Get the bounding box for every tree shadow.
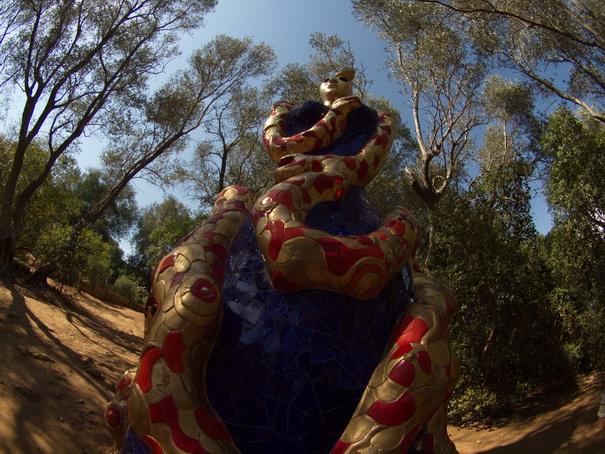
[477,419,577,453]
[0,278,141,453]
[473,385,605,454]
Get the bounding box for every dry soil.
[0,279,603,454]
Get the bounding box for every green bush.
[113,274,146,304]
[83,254,113,288]
[449,386,499,426]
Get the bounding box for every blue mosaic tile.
[206,188,413,452]
[119,426,151,454]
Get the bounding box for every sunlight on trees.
[0,0,217,276]
[416,0,605,123]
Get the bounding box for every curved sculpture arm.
[273,112,395,187]
[262,97,361,162]
[331,263,460,454]
[251,170,420,300]
[107,186,256,454]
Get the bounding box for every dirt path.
[449,376,605,453]
[0,279,603,453]
[0,280,143,453]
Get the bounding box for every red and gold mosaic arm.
[106,186,255,454]
[262,97,361,162]
[251,170,420,300]
[273,111,395,187]
[331,262,460,454]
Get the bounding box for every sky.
[76,0,553,234]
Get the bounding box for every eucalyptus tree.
[415,0,605,123]
[183,85,276,209]
[353,0,488,260]
[0,0,217,276]
[29,35,277,284]
[474,76,543,240]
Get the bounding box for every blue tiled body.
[206,195,412,453]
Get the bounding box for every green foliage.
[540,108,605,373]
[449,386,499,425]
[57,227,115,285]
[129,196,200,285]
[431,189,569,422]
[75,169,139,241]
[113,274,147,304]
[0,138,80,258]
[543,108,605,225]
[83,251,114,289]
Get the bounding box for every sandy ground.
[0,279,604,454]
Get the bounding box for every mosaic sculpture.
[105,69,460,454]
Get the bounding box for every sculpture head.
[320,68,355,107]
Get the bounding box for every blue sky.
[77,0,553,234]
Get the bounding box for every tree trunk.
[26,259,59,287]
[425,215,436,267]
[0,235,15,277]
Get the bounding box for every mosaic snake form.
[106,70,459,454]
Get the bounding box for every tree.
[129,196,199,285]
[353,0,488,261]
[28,34,276,284]
[415,0,605,123]
[182,85,275,209]
[541,108,605,372]
[74,169,138,242]
[0,0,217,276]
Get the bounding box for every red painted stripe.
[316,238,348,276]
[389,316,429,346]
[388,358,416,387]
[142,435,163,454]
[136,348,162,393]
[193,406,234,442]
[330,440,353,454]
[159,254,178,274]
[272,270,299,293]
[162,332,186,373]
[366,392,417,426]
[265,219,285,262]
[149,396,209,453]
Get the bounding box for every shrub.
[113,274,146,304]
